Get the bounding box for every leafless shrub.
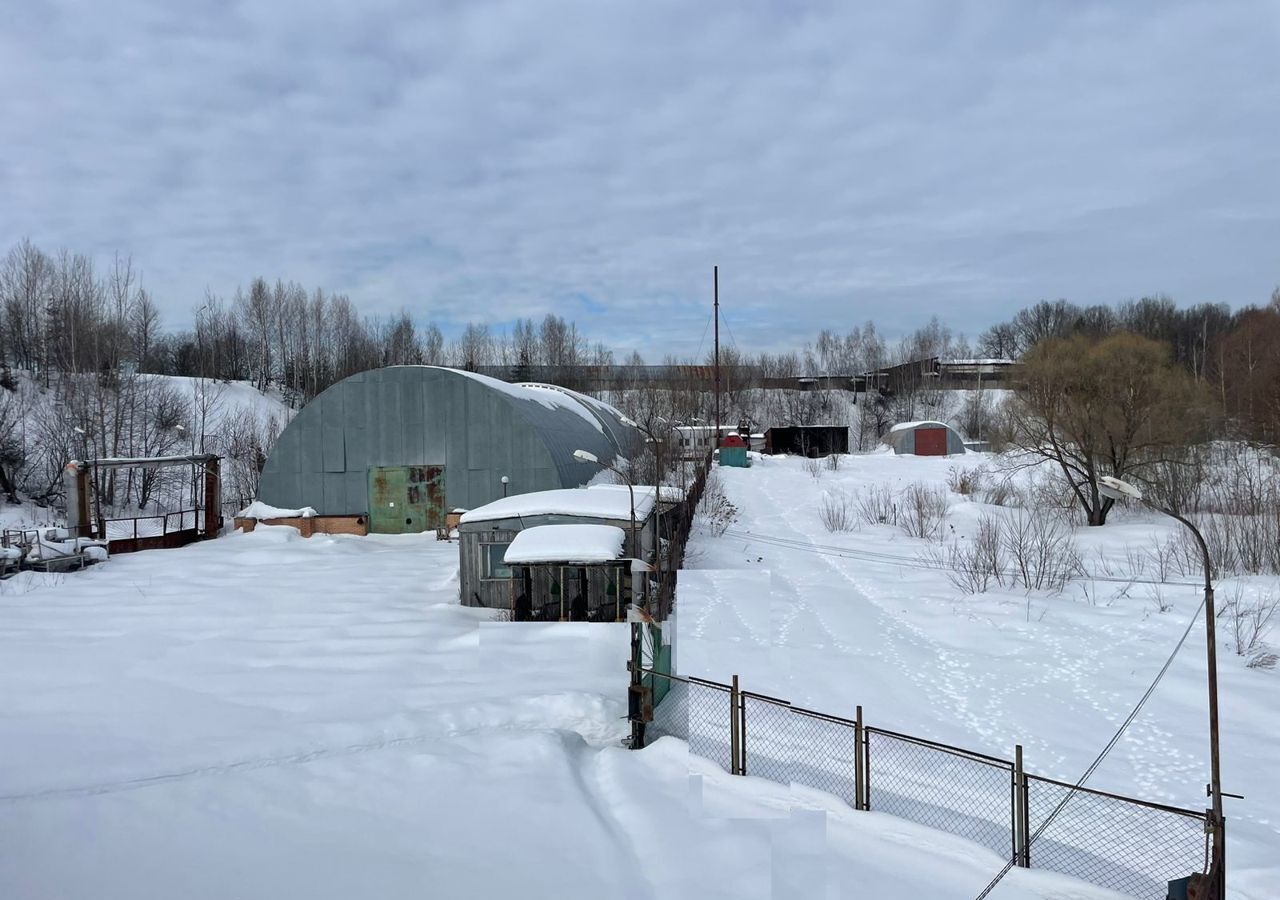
[900,483,949,541]
[1139,446,1208,516]
[926,508,1081,596]
[1028,469,1078,512]
[856,485,898,527]
[979,478,1019,507]
[930,515,1005,594]
[1144,538,1181,583]
[947,465,986,496]
[1145,585,1173,614]
[1247,652,1278,670]
[826,453,843,472]
[696,469,739,538]
[1172,448,1280,576]
[1001,508,1081,593]
[819,489,857,533]
[983,403,1018,453]
[1122,545,1148,579]
[1229,591,1277,657]
[803,455,824,480]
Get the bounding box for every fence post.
[854,705,866,811]
[729,675,741,776]
[736,677,748,776]
[863,725,872,810]
[1014,744,1030,868]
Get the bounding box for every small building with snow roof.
[456,485,661,611]
[885,420,966,456]
[502,524,631,621]
[256,366,639,535]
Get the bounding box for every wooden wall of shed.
[458,527,519,609]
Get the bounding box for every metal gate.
[915,427,948,456]
[367,465,445,534]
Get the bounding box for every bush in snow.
[899,483,948,542]
[923,509,1081,596]
[1001,508,1081,592]
[819,489,857,533]
[696,469,739,538]
[926,515,1004,594]
[855,484,898,527]
[946,464,986,497]
[1225,590,1277,660]
[1169,452,1280,576]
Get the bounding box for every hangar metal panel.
[258,366,635,516]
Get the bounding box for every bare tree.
[1010,332,1204,525]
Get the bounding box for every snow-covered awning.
[237,501,317,519]
[460,488,657,525]
[503,524,627,565]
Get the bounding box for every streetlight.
[572,449,636,557]
[1098,475,1225,895]
[619,415,668,600]
[574,446,647,750]
[500,475,509,498]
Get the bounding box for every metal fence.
[638,668,1209,899]
[1025,775,1209,899]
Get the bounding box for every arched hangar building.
[257,366,638,534]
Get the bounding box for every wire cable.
[693,310,713,365]
[719,526,1204,588]
[971,593,1206,898]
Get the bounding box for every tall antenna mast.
[713,265,721,442]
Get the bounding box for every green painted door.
[367,465,446,534]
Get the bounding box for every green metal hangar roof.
[258,366,638,523]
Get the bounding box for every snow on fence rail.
[638,668,1208,899]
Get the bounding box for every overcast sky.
[3,1,1279,356]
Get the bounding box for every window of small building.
[482,542,513,579]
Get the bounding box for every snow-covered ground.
[3,521,1135,898]
[678,451,1279,899]
[0,373,293,534]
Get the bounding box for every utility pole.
[713,266,721,443]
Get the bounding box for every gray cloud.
[2,0,1278,356]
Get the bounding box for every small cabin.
[456,486,661,611]
[763,425,849,457]
[505,524,632,621]
[885,420,966,456]
[718,433,750,468]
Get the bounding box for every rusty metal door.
[367,465,445,533]
[914,427,948,456]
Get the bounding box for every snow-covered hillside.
[678,450,1279,899]
[0,373,292,531]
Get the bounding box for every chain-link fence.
[1026,775,1209,898]
[865,728,1015,859]
[638,667,1210,899]
[644,671,735,774]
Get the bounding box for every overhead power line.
[972,595,1207,899]
[719,527,1204,589]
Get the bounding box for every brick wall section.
[233,515,368,537]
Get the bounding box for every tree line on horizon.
[2,236,1279,515]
